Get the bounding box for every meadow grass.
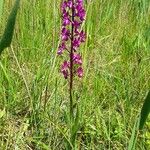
[0,0,150,149]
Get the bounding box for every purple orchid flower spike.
[58,0,86,79]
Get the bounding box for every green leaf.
[0,0,4,22]
[139,90,150,130]
[71,105,80,147]
[0,0,20,55]
[128,118,140,150]
[0,108,5,118]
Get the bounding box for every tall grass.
[0,0,150,149]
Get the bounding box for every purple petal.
[77,67,83,78]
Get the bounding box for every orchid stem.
[70,0,74,122]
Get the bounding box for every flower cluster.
[58,0,86,79]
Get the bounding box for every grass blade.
[128,117,140,150]
[0,0,4,22]
[139,90,150,130]
[0,0,20,55]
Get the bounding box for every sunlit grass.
[0,0,150,149]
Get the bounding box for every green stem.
[70,0,74,121]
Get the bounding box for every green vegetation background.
[0,0,150,149]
